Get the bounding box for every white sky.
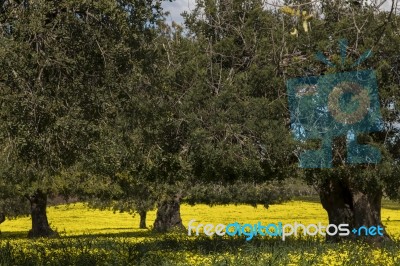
[162,0,196,24]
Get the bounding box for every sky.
[162,0,196,25]
[162,0,396,24]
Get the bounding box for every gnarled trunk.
[319,178,391,244]
[27,190,57,238]
[139,210,147,229]
[153,194,185,232]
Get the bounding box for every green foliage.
[2,0,400,233]
[184,181,292,208]
[177,0,298,184]
[0,0,167,216]
[281,2,400,199]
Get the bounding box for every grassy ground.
[1,199,400,265]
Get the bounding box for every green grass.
[1,199,400,265]
[3,199,400,237]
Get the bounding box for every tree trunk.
[153,194,185,232]
[0,213,5,224]
[27,190,58,238]
[318,178,391,244]
[139,210,147,229]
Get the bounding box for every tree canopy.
[0,0,400,242]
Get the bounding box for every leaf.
[303,21,309,33]
[304,14,313,21]
[280,6,296,16]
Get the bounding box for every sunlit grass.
[1,200,400,265]
[2,200,400,238]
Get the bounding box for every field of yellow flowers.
[1,199,400,265]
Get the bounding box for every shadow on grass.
[0,229,156,240]
[295,196,400,211]
[2,230,400,266]
[62,229,156,239]
[292,195,320,203]
[382,199,400,210]
[0,228,326,250]
[0,231,28,239]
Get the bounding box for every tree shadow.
[0,231,28,239]
[62,230,157,239]
[0,229,160,240]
